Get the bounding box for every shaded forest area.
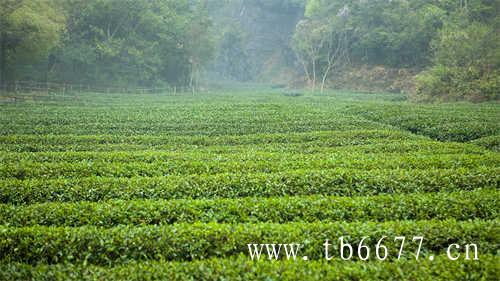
[0,0,498,101]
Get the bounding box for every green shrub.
[470,135,500,152]
[0,150,497,180]
[1,189,496,227]
[0,220,497,265]
[0,189,500,227]
[415,66,500,102]
[347,103,500,142]
[1,168,497,204]
[1,255,497,281]
[415,21,500,102]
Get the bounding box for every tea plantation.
[0,91,498,280]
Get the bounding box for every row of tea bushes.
[1,152,497,179]
[2,168,497,204]
[0,140,489,162]
[0,220,497,265]
[346,103,500,142]
[0,130,418,152]
[1,189,496,226]
[1,255,497,280]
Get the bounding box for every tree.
[415,18,500,101]
[292,19,324,92]
[207,0,305,83]
[0,0,64,88]
[185,0,216,92]
[318,5,352,93]
[214,27,252,81]
[50,0,215,88]
[292,1,352,93]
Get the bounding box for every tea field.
[0,90,498,280]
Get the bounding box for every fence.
[0,81,180,95]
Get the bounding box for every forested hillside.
[207,0,304,82]
[293,0,499,100]
[1,0,214,88]
[1,0,499,101]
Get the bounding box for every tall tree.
[52,0,215,87]
[186,0,215,92]
[0,0,64,88]
[292,19,323,92]
[292,1,353,93]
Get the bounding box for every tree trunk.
[189,70,193,91]
[296,52,312,89]
[0,31,6,92]
[311,59,316,93]
[300,60,311,89]
[321,50,338,94]
[321,63,333,94]
[189,61,195,94]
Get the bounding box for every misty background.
[0,0,498,101]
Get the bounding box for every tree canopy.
[291,0,499,99]
[1,0,215,88]
[1,0,498,101]
[0,0,65,85]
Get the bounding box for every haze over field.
[0,1,499,280]
[1,0,498,100]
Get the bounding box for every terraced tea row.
[3,92,498,141]
[0,102,387,136]
[6,140,487,155]
[0,140,490,160]
[1,220,497,265]
[0,130,418,152]
[471,135,500,152]
[1,120,388,136]
[2,152,497,180]
[2,168,497,204]
[1,91,498,280]
[1,189,496,226]
[346,102,500,142]
[2,255,497,281]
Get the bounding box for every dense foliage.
[1,189,496,226]
[1,256,498,281]
[1,0,214,88]
[0,0,65,85]
[292,0,499,100]
[0,91,498,279]
[1,0,498,100]
[206,0,304,82]
[415,17,500,101]
[1,220,497,264]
